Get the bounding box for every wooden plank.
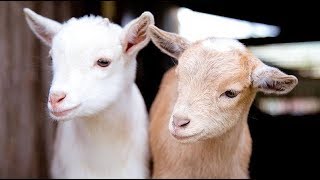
[0,2,87,178]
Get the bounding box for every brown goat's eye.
[224,90,239,98]
[97,58,111,67]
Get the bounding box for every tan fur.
[149,65,254,178]
[148,25,298,178]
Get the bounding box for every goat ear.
[121,11,154,56]
[23,8,62,46]
[252,64,298,94]
[148,25,190,59]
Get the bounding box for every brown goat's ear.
[252,64,298,94]
[23,8,62,46]
[148,25,190,59]
[120,11,154,56]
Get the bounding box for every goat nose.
[49,92,66,106]
[173,115,190,128]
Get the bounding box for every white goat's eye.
[223,90,239,98]
[97,58,111,67]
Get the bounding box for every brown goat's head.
[148,25,298,143]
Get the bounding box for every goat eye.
[97,58,111,67]
[224,90,239,98]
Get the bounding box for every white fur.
[24,8,62,46]
[201,38,246,52]
[24,8,154,178]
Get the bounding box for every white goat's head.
[24,8,154,121]
[148,25,298,143]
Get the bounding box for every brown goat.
[148,25,298,178]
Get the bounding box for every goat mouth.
[50,105,80,118]
[171,131,203,141]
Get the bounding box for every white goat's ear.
[23,8,62,46]
[252,64,298,94]
[121,11,154,56]
[148,25,190,59]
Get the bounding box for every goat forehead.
[61,15,122,36]
[178,44,252,89]
[51,26,122,62]
[200,38,246,52]
[180,48,249,75]
[53,37,119,56]
[52,18,122,50]
[55,28,120,47]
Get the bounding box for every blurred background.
[0,1,319,178]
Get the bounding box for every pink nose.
[173,115,190,128]
[49,92,66,107]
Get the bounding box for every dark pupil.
[98,59,110,67]
[225,90,237,98]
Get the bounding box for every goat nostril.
[49,92,67,105]
[57,95,66,103]
[179,120,190,127]
[173,116,190,128]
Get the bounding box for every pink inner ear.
[32,20,53,44]
[41,30,53,44]
[125,33,146,53]
[126,42,135,52]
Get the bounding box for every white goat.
[148,25,298,178]
[23,8,154,178]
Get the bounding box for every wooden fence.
[0,1,87,178]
